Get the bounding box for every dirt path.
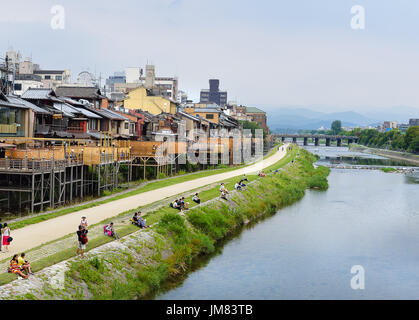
[1,145,289,260]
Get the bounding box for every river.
[156,146,419,300]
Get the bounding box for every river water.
[156,146,419,300]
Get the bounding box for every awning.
[71,132,90,139]
[53,131,73,138]
[88,132,102,140]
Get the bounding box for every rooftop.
[55,86,104,99]
[34,70,66,75]
[21,88,59,100]
[246,107,266,114]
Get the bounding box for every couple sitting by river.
[131,211,150,229]
[170,197,190,212]
[8,253,34,280]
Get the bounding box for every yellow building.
[123,86,176,115]
[184,105,221,125]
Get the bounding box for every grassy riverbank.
[30,148,329,300]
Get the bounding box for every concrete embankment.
[350,145,419,166]
[0,148,329,300]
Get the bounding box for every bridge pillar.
[315,137,319,146]
[337,138,342,147]
[326,138,331,147]
[281,137,285,142]
[348,139,353,145]
[303,137,308,146]
[292,137,297,144]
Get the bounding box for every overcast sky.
[2,0,419,113]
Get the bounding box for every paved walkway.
[0,145,288,260]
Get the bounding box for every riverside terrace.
[273,134,359,147]
[0,135,263,214]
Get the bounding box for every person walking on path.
[1,223,11,252]
[76,225,88,259]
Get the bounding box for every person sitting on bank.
[132,211,141,227]
[180,197,189,210]
[192,193,201,204]
[234,182,242,191]
[220,190,228,200]
[239,180,247,189]
[242,174,248,182]
[138,216,150,229]
[9,254,28,279]
[17,253,34,275]
[170,199,182,211]
[220,183,229,194]
[104,222,119,240]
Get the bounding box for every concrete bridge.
[273,134,359,147]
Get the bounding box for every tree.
[239,120,267,139]
[331,120,342,135]
[406,126,419,154]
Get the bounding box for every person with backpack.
[76,225,88,259]
[1,223,11,252]
[0,222,3,252]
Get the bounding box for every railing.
[67,126,85,133]
[0,158,69,171]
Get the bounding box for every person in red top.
[9,254,28,279]
[76,225,88,259]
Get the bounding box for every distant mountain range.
[266,106,419,132]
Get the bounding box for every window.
[14,83,22,91]
[125,122,129,129]
[44,75,51,80]
[55,75,62,81]
[88,119,98,131]
[206,114,214,119]
[0,107,9,125]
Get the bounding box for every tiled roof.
[7,96,51,114]
[21,88,58,100]
[52,103,77,118]
[55,86,104,99]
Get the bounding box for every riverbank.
[0,144,286,263]
[3,144,281,230]
[0,147,329,299]
[350,144,419,166]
